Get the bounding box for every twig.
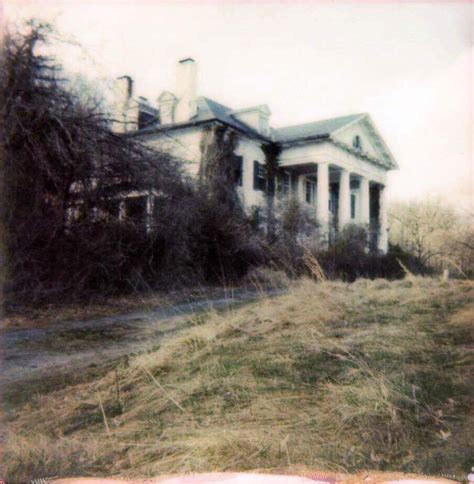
[97,392,110,434]
[115,368,123,413]
[143,367,186,413]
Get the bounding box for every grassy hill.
[4,277,473,480]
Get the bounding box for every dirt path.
[2,288,284,389]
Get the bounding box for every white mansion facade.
[114,58,398,252]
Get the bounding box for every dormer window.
[353,135,362,150]
[157,91,177,125]
[232,105,271,136]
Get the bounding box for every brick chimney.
[117,75,133,102]
[175,58,197,123]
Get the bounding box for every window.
[102,199,121,219]
[351,193,356,219]
[353,135,362,150]
[305,180,315,204]
[233,155,243,187]
[153,197,162,219]
[138,109,156,130]
[277,172,290,198]
[125,196,147,224]
[329,184,338,214]
[253,160,266,191]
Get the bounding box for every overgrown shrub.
[267,203,429,281]
[318,226,430,281]
[182,189,267,284]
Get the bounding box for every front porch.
[276,162,388,252]
[66,190,160,234]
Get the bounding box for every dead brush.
[397,258,419,285]
[302,246,327,282]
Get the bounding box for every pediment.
[257,104,271,116]
[331,114,398,169]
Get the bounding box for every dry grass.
[3,277,473,480]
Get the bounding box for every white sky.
[4,1,473,208]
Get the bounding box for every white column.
[118,200,126,221]
[378,185,388,253]
[359,176,370,225]
[338,168,351,228]
[317,163,329,230]
[146,193,154,233]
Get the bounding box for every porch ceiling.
[279,163,318,176]
[280,163,342,182]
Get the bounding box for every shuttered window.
[305,180,315,204]
[233,156,243,186]
[253,161,266,191]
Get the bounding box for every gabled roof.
[272,113,364,143]
[272,112,397,169]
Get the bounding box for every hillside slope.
[5,278,473,480]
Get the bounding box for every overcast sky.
[4,1,473,209]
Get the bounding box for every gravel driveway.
[2,289,284,388]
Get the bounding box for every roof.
[134,102,396,169]
[272,113,364,143]
[137,96,270,141]
[138,98,363,145]
[195,97,269,139]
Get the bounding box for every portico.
[280,158,389,252]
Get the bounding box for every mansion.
[114,58,398,252]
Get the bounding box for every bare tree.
[0,21,190,302]
[389,199,472,275]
